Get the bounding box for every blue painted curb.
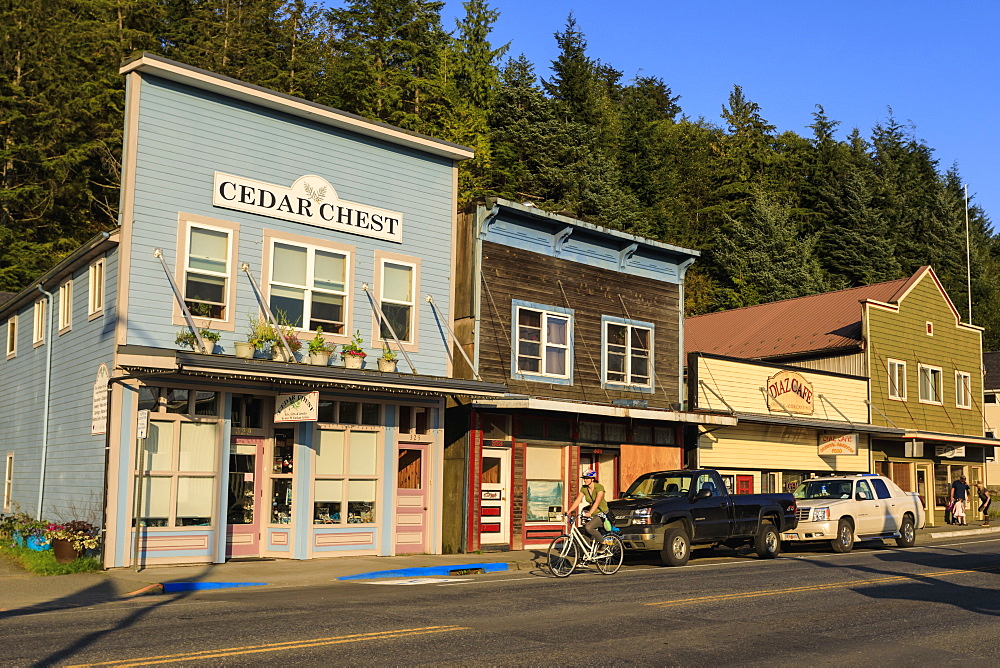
[161,582,269,593]
[338,562,509,581]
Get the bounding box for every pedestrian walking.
[977,484,992,526]
[950,475,970,526]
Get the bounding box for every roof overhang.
[469,396,737,426]
[116,346,508,397]
[898,430,1000,447]
[120,54,474,161]
[734,412,904,435]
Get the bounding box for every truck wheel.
[831,518,855,553]
[754,522,781,559]
[660,527,691,567]
[895,515,916,548]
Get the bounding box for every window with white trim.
[88,259,105,316]
[887,359,906,400]
[3,452,12,512]
[918,364,943,404]
[184,224,231,319]
[32,299,46,345]
[956,371,972,409]
[313,427,379,525]
[514,303,572,380]
[268,240,349,333]
[58,280,73,331]
[379,260,416,342]
[4,317,15,358]
[603,317,653,388]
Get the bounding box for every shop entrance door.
[395,444,428,554]
[480,447,511,545]
[915,465,932,524]
[226,437,264,558]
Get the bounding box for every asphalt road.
[4,535,1000,666]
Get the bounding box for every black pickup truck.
[607,469,797,566]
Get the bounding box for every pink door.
[226,437,264,558]
[395,444,428,554]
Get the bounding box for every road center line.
[65,626,469,667]
[645,565,1000,607]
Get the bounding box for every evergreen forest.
[4,0,1000,347]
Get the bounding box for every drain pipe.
[36,284,54,519]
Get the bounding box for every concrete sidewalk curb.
[927,525,1000,539]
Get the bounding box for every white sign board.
[213,172,403,243]
[936,445,966,459]
[275,391,320,423]
[91,363,110,435]
[136,409,150,440]
[818,433,858,456]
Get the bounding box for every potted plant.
[340,330,367,369]
[175,327,221,353]
[377,342,398,372]
[240,314,276,359]
[307,327,335,366]
[9,512,49,551]
[44,520,100,563]
[272,315,302,362]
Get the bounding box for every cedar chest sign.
[766,370,814,415]
[213,172,403,243]
[275,391,319,423]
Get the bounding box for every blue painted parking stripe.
[161,582,269,592]
[338,562,509,581]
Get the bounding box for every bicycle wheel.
[546,535,578,577]
[595,533,624,575]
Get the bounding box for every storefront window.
[271,478,293,524]
[313,428,379,524]
[317,398,383,426]
[526,445,563,522]
[339,401,359,424]
[136,419,218,527]
[166,389,189,413]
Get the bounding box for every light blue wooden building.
[0,55,503,567]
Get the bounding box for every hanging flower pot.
[52,538,81,564]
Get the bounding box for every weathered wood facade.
[443,199,735,554]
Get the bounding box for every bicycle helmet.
[581,470,597,479]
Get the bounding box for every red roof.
[685,272,925,359]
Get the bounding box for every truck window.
[870,478,892,499]
[695,474,719,497]
[856,480,875,500]
[622,472,693,499]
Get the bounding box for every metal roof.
[686,274,915,360]
[984,351,1000,390]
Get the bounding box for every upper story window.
[184,224,232,319]
[4,317,16,358]
[88,259,105,317]
[32,299,46,345]
[602,316,653,391]
[956,371,972,409]
[918,364,943,404]
[3,452,12,513]
[269,240,349,333]
[372,251,420,349]
[512,300,572,383]
[379,260,415,342]
[58,280,73,332]
[887,359,906,400]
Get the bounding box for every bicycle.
[546,513,624,577]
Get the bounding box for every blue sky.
[332,1,1000,225]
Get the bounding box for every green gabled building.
[687,266,993,525]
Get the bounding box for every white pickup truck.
[782,474,925,553]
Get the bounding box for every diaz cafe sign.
[214,172,403,243]
[766,370,814,415]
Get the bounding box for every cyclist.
[565,470,610,556]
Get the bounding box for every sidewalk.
[0,549,545,613]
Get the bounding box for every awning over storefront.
[734,412,904,435]
[116,346,509,397]
[469,396,738,426]
[899,430,1000,447]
